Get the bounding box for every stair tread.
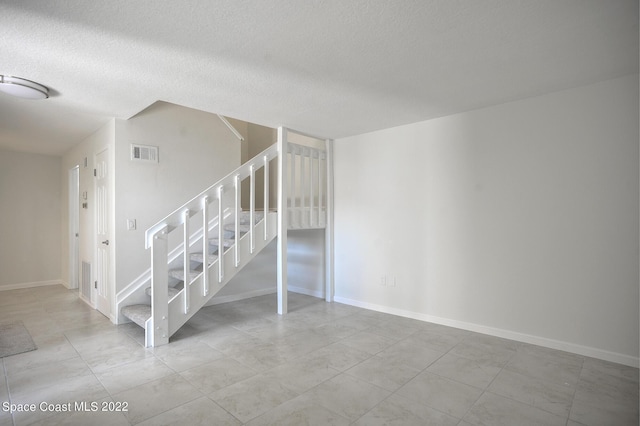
[224,212,264,233]
[145,286,181,299]
[208,237,235,247]
[224,224,251,234]
[121,304,151,328]
[238,211,265,223]
[168,269,200,281]
[190,252,218,264]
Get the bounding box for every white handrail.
[217,114,245,142]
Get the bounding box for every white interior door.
[68,166,80,289]
[95,149,111,317]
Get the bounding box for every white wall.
[0,149,61,289]
[209,230,326,304]
[334,74,639,366]
[287,229,326,297]
[114,102,242,294]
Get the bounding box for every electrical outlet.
[380,275,387,286]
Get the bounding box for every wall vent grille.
[131,144,159,163]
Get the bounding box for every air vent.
[131,144,159,163]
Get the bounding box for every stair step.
[219,229,236,239]
[145,286,181,299]
[238,211,265,223]
[168,269,200,282]
[121,304,151,328]
[190,252,218,264]
[224,212,265,233]
[208,237,235,249]
[224,224,251,234]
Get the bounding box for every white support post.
[300,148,306,228]
[277,127,288,315]
[317,151,323,227]
[250,164,255,253]
[202,196,209,296]
[150,226,169,346]
[217,186,224,282]
[182,209,190,314]
[234,175,241,267]
[264,155,270,240]
[309,150,315,228]
[290,147,296,228]
[325,139,334,302]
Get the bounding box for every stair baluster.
[250,164,255,253]
[202,197,209,296]
[217,186,224,283]
[264,154,270,240]
[234,175,241,267]
[182,209,190,314]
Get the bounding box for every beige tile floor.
[0,285,637,425]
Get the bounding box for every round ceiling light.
[0,75,49,100]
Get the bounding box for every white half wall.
[208,229,327,304]
[334,74,639,366]
[287,229,326,298]
[0,149,61,289]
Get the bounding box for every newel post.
[325,139,334,302]
[149,226,169,347]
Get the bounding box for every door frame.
[68,166,80,289]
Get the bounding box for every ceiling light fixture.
[0,75,49,100]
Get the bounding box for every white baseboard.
[203,286,324,306]
[334,296,639,368]
[289,285,324,299]
[205,288,276,306]
[0,280,63,291]
[79,292,93,308]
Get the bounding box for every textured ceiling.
[0,0,637,156]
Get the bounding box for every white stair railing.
[144,144,278,346]
[136,128,332,347]
[287,144,328,229]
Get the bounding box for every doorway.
[68,166,80,289]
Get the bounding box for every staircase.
[120,210,268,329]
[116,128,332,347]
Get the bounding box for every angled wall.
[113,102,241,295]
